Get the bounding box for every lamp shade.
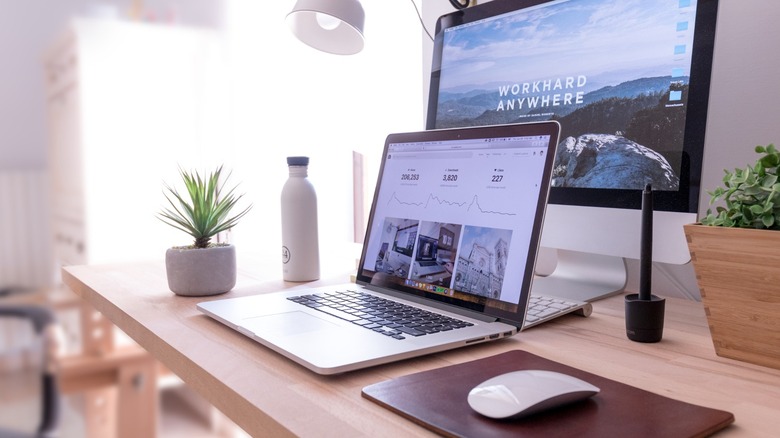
[287,0,365,55]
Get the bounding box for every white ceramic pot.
[165,244,236,296]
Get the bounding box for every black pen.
[639,184,653,301]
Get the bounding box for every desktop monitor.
[416,235,439,262]
[392,223,417,257]
[427,0,718,301]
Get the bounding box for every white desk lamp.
[287,0,366,55]
[286,0,474,56]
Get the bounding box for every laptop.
[198,121,584,375]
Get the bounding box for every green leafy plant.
[158,166,252,248]
[701,144,780,229]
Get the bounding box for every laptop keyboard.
[523,295,589,328]
[288,290,473,340]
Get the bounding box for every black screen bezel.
[355,121,561,325]
[425,0,719,213]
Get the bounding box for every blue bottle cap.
[287,156,309,166]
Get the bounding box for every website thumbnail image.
[368,217,514,303]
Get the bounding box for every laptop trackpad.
[242,311,340,336]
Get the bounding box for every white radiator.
[0,170,53,290]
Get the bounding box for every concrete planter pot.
[165,244,236,296]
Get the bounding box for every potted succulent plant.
[158,166,252,296]
[684,144,780,370]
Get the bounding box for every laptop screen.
[356,122,560,324]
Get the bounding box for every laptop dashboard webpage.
[356,122,559,325]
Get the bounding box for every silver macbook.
[198,121,569,375]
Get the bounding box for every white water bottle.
[281,156,320,281]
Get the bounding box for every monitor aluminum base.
[532,249,627,303]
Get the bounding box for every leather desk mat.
[362,350,734,437]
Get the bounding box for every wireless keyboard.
[523,294,592,329]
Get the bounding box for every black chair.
[0,304,59,438]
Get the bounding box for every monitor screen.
[427,0,718,213]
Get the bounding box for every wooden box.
[684,223,780,370]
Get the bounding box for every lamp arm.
[449,0,471,9]
[412,0,473,42]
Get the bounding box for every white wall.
[222,1,424,269]
[700,0,780,195]
[0,0,223,170]
[0,0,223,288]
[1,1,423,285]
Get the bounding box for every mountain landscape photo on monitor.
[434,0,698,191]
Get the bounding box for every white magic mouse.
[467,369,600,420]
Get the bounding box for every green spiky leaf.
[158,166,252,248]
[702,144,780,230]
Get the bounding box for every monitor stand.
[531,248,627,303]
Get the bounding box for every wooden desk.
[62,262,780,437]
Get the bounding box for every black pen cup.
[625,294,665,343]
